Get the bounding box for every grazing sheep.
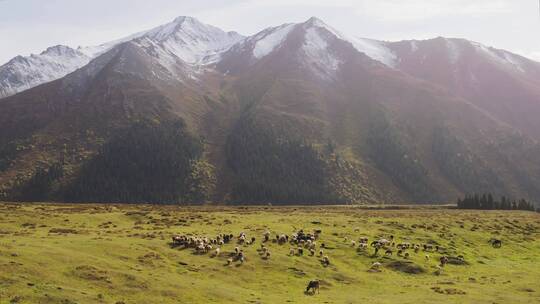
[214,248,221,257]
[425,254,430,260]
[423,244,434,251]
[371,239,390,247]
[297,248,304,256]
[439,256,449,267]
[234,247,239,254]
[265,251,271,259]
[385,249,393,256]
[322,255,330,266]
[488,238,502,248]
[196,244,206,254]
[351,240,356,247]
[358,237,368,244]
[321,243,326,249]
[371,262,382,270]
[404,252,410,259]
[226,257,233,265]
[305,280,320,294]
[319,249,324,257]
[310,249,315,256]
[397,249,403,257]
[289,248,295,256]
[264,230,270,242]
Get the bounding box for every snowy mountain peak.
[41,45,82,58]
[302,17,339,35]
[141,16,244,64]
[172,16,195,24]
[244,17,396,73]
[304,16,325,26]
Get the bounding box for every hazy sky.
[1,0,539,64]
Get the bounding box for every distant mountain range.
[1,16,539,205]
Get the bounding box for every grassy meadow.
[0,203,539,304]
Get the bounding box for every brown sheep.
[306,280,320,294]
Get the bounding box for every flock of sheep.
[170,228,499,294]
[170,229,329,267]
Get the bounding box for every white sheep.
[371,262,382,270]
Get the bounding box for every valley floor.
[0,203,539,303]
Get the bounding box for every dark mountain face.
[1,17,539,205]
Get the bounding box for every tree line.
[457,193,537,211]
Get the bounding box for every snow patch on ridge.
[471,42,525,73]
[301,27,342,79]
[350,38,397,67]
[305,18,398,68]
[252,24,295,59]
[445,39,462,64]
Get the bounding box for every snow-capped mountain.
[218,17,399,79]
[2,16,539,100]
[142,16,243,64]
[0,45,90,98]
[0,16,243,98]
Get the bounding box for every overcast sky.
[1,0,539,64]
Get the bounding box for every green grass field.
[0,203,539,304]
